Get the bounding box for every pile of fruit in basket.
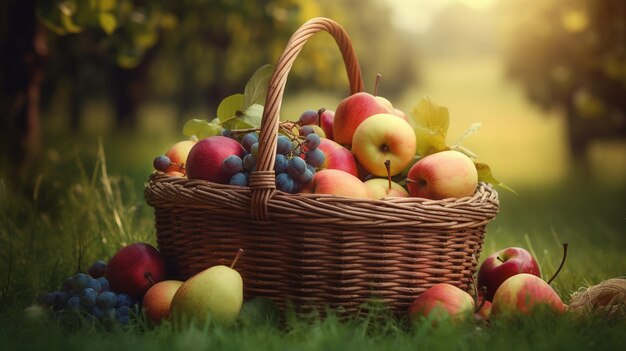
[151,66,511,201]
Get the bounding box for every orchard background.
[1,0,625,349]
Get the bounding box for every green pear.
[170,249,244,326]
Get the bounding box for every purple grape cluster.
[221,123,325,194]
[36,260,138,327]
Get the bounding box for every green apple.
[406,150,478,200]
[170,250,244,326]
[351,113,416,177]
[332,92,394,147]
[364,178,409,199]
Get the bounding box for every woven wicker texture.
[144,17,500,315]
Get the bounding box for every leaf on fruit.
[183,119,222,139]
[217,94,245,122]
[243,64,273,109]
[410,97,450,156]
[475,163,517,194]
[453,122,482,147]
[221,104,263,130]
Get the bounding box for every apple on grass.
[351,113,417,177]
[332,92,394,147]
[142,280,184,324]
[317,138,359,177]
[170,249,244,326]
[105,243,166,300]
[477,247,541,302]
[186,136,245,184]
[408,283,475,325]
[299,169,370,199]
[406,150,478,200]
[490,273,566,317]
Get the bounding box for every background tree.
[499,0,626,162]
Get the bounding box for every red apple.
[491,273,566,316]
[164,140,196,174]
[476,299,492,320]
[299,169,370,199]
[477,247,541,301]
[408,283,475,324]
[317,138,359,177]
[332,92,394,147]
[142,280,184,324]
[105,243,166,300]
[406,150,478,200]
[319,109,335,140]
[351,113,416,177]
[186,136,245,183]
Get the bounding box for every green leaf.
[410,96,450,156]
[99,12,117,35]
[221,103,264,130]
[182,119,222,139]
[243,64,273,109]
[475,163,517,194]
[217,94,245,122]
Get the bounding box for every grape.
[88,260,107,278]
[80,288,97,307]
[298,109,319,125]
[66,296,81,311]
[243,153,257,172]
[240,132,259,151]
[97,277,110,292]
[153,155,171,172]
[299,125,315,136]
[298,169,314,184]
[305,148,326,168]
[96,291,117,309]
[274,154,288,173]
[53,291,69,310]
[250,142,260,157]
[221,129,235,139]
[276,135,293,155]
[276,173,295,193]
[306,164,316,175]
[91,306,104,319]
[229,172,249,187]
[116,293,132,308]
[71,273,90,291]
[292,181,302,193]
[222,155,243,175]
[286,157,307,178]
[304,133,321,149]
[86,278,102,293]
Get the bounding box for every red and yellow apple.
[408,283,475,324]
[299,169,370,199]
[319,109,335,140]
[351,113,416,177]
[317,138,359,177]
[332,92,394,147]
[164,140,196,174]
[364,178,409,199]
[406,150,478,200]
[477,247,541,301]
[142,280,184,324]
[490,273,566,316]
[186,136,245,184]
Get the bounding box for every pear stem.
[317,108,325,127]
[231,248,244,269]
[547,243,568,285]
[374,73,382,96]
[385,160,392,190]
[144,272,155,286]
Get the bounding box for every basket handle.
[249,17,364,220]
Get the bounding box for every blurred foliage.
[34,0,419,128]
[498,0,626,157]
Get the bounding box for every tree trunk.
[0,0,47,174]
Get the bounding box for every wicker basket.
[144,17,500,315]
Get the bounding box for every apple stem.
[385,160,392,190]
[230,248,244,269]
[374,73,382,96]
[317,108,325,128]
[144,272,155,286]
[547,243,568,285]
[496,256,504,263]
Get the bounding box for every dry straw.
[144,17,500,315]
[569,277,626,319]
